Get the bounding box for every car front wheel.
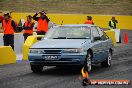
[84,52,92,72]
[30,64,44,73]
[101,52,112,67]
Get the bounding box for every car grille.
[44,50,62,54]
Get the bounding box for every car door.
[96,27,109,61]
[91,26,104,63]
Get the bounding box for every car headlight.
[63,48,83,53]
[29,49,44,54]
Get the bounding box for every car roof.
[60,24,96,27]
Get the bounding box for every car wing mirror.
[37,37,42,40]
[93,36,101,41]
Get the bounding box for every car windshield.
[45,26,91,39]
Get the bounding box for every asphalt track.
[0,30,132,88]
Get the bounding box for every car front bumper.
[28,53,86,66]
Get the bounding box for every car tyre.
[30,64,43,73]
[101,51,112,67]
[84,52,92,72]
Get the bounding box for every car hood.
[30,39,91,48]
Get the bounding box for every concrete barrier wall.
[23,35,44,60]
[0,46,16,65]
[0,33,24,54]
[11,13,132,29]
[0,33,3,46]
[14,33,24,54]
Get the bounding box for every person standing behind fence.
[2,13,16,50]
[84,16,94,25]
[33,11,50,35]
[23,15,34,41]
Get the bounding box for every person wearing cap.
[33,11,50,35]
[109,16,118,29]
[23,15,34,41]
[84,16,94,25]
[2,13,16,50]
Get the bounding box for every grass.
[0,0,132,15]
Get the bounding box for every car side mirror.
[93,36,101,41]
[37,37,42,40]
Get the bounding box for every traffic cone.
[124,32,128,44]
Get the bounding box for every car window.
[92,27,100,38]
[45,26,91,39]
[96,27,108,40]
[96,27,103,37]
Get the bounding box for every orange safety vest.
[2,19,14,34]
[24,21,33,34]
[84,20,94,25]
[37,18,48,32]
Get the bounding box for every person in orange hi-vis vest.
[84,16,94,25]
[23,15,34,41]
[2,13,17,50]
[33,11,50,35]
